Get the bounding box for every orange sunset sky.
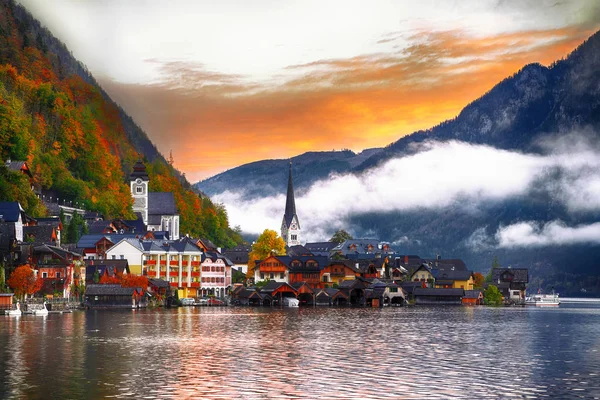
[19,0,600,182]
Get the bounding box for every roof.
[413,288,465,297]
[464,290,483,299]
[0,202,25,222]
[287,245,313,256]
[304,241,338,256]
[283,162,299,229]
[130,160,149,180]
[266,255,329,272]
[423,258,468,271]
[491,268,529,284]
[148,192,177,216]
[432,269,473,282]
[148,278,170,288]
[260,280,297,294]
[77,234,139,249]
[85,284,135,296]
[331,239,395,256]
[33,244,81,260]
[23,225,56,246]
[222,246,250,264]
[5,160,32,178]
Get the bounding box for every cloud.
[214,133,600,243]
[98,27,596,181]
[495,220,600,248]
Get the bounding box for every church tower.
[130,160,149,224]
[281,162,301,246]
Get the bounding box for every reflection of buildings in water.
[6,317,26,398]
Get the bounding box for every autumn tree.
[473,272,485,288]
[330,229,353,244]
[7,265,42,300]
[246,229,286,279]
[120,274,148,289]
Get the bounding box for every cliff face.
[0,0,241,247]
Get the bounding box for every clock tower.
[130,160,149,224]
[281,161,301,246]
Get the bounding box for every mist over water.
[1,305,600,399]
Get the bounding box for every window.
[120,255,125,260]
[136,186,143,194]
[280,273,284,279]
[56,272,61,279]
[112,255,116,260]
[260,273,265,280]
[291,234,297,241]
[270,273,274,279]
[42,272,48,278]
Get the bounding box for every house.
[199,251,233,298]
[106,237,204,299]
[221,244,250,275]
[84,260,130,285]
[314,288,348,306]
[432,269,475,290]
[23,225,59,246]
[148,278,170,306]
[413,288,464,305]
[338,279,370,306]
[5,160,34,191]
[0,293,14,312]
[76,233,139,260]
[84,284,144,309]
[320,260,360,287]
[34,217,63,246]
[491,268,528,304]
[259,281,298,306]
[0,201,36,242]
[286,244,313,257]
[409,264,435,285]
[231,286,263,306]
[254,254,289,283]
[32,244,82,297]
[291,281,315,305]
[463,290,483,305]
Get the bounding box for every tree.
[232,269,246,284]
[7,265,42,300]
[120,274,148,289]
[330,229,352,244]
[246,229,286,278]
[485,256,501,282]
[473,272,485,288]
[484,284,504,306]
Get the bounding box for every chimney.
[404,255,408,264]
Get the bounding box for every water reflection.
[1,305,599,398]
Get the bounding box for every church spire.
[284,162,296,225]
[281,161,300,246]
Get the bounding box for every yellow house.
[409,264,435,284]
[433,270,474,290]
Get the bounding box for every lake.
[1,303,600,399]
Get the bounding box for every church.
[129,160,180,240]
[281,162,301,246]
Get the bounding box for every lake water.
[1,303,600,399]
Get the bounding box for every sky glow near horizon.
[17,0,600,181]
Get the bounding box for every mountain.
[0,0,242,247]
[196,30,600,295]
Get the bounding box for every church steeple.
[281,161,301,246]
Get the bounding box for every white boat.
[33,302,49,315]
[283,297,300,307]
[7,302,22,316]
[525,292,560,306]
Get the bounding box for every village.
[0,159,529,313]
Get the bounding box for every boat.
[283,297,299,307]
[33,302,49,316]
[7,302,22,316]
[525,291,560,307]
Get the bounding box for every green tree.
[66,212,85,244]
[330,229,353,244]
[485,256,501,282]
[246,229,286,278]
[484,284,504,306]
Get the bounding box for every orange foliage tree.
[7,265,43,301]
[120,274,148,290]
[99,270,121,284]
[473,272,485,288]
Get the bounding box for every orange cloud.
[99,27,599,182]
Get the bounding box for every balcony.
[191,271,200,277]
[169,261,179,266]
[191,261,200,267]
[169,282,178,287]
[169,271,178,277]
[146,271,157,277]
[160,260,166,266]
[191,282,200,287]
[144,260,157,266]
